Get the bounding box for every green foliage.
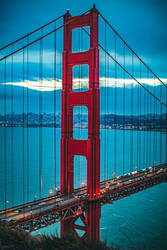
[0,223,119,250]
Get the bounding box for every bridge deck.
[0,163,167,231]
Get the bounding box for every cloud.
[3,79,62,91]
[2,77,167,91]
[100,77,167,88]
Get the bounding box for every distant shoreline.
[0,113,166,131]
[0,124,166,132]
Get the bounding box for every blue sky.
[0,0,167,78]
[0,0,167,116]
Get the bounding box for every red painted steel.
[86,202,100,241]
[61,6,100,198]
[61,202,100,241]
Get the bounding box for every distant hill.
[0,112,166,130]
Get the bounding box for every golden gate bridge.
[0,5,167,241]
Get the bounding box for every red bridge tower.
[61,6,100,199]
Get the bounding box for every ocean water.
[0,127,167,249]
[31,183,167,250]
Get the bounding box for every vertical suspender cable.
[137,63,139,170]
[146,71,149,168]
[143,75,146,169]
[79,28,81,187]
[80,28,81,187]
[107,47,109,180]
[104,22,106,181]
[77,28,80,188]
[80,28,83,185]
[130,53,133,173]
[149,80,151,166]
[139,62,142,170]
[11,45,14,207]
[23,49,25,206]
[146,73,148,168]
[59,40,62,192]
[123,43,125,175]
[39,31,43,199]
[27,36,29,202]
[153,78,156,167]
[54,22,56,194]
[114,33,117,176]
[4,59,7,210]
[160,84,162,164]
[155,83,158,166]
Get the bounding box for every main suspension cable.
[98,11,167,89]
[0,15,64,51]
[81,27,167,109]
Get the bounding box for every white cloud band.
[2,77,167,91]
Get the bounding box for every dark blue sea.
[0,127,167,249]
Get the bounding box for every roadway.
[0,163,167,228]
